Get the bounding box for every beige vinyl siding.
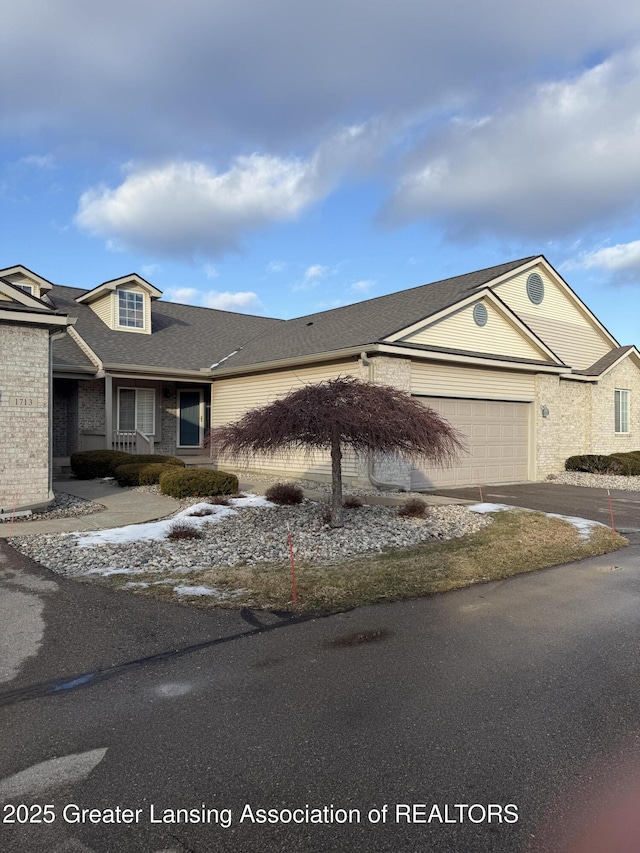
[90,292,114,328]
[212,360,359,479]
[401,299,547,361]
[494,265,612,369]
[411,361,535,401]
[4,273,40,298]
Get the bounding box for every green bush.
[610,453,640,475]
[113,462,151,487]
[107,453,185,475]
[70,449,132,479]
[138,462,182,486]
[264,482,304,505]
[564,454,621,474]
[159,467,239,498]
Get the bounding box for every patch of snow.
[467,503,607,540]
[173,584,249,599]
[123,581,150,588]
[74,495,274,547]
[84,567,146,577]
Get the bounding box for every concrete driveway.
[431,482,640,533]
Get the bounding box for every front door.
[178,390,203,447]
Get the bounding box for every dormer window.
[15,283,34,295]
[118,289,144,328]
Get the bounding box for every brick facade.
[535,356,640,477]
[0,323,51,510]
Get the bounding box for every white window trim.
[117,288,145,330]
[16,283,34,294]
[615,388,630,434]
[117,387,155,436]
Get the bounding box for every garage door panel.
[411,396,530,489]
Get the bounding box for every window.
[118,388,155,435]
[15,283,34,294]
[118,289,144,328]
[615,389,630,434]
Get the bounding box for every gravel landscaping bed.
[547,471,640,491]
[9,499,491,577]
[0,490,104,524]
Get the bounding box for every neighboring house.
[1,256,638,511]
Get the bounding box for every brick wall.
[78,378,106,432]
[535,375,591,477]
[590,359,640,454]
[0,323,51,510]
[158,383,177,454]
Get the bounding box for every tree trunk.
[330,432,344,527]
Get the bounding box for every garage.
[410,397,531,489]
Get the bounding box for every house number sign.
[9,396,38,407]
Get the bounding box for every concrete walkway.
[0,480,180,538]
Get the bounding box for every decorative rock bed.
[10,499,491,577]
[547,472,640,492]
[0,490,103,524]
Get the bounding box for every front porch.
[53,375,213,465]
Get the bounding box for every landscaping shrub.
[113,462,151,487]
[564,454,623,474]
[343,496,363,509]
[166,520,204,541]
[398,497,429,519]
[264,482,304,505]
[207,496,231,506]
[610,453,640,475]
[107,453,185,475]
[138,462,182,486]
[159,467,239,498]
[70,449,132,479]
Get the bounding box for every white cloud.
[566,240,640,283]
[163,285,262,312]
[385,49,640,239]
[75,125,374,257]
[20,154,55,169]
[267,260,286,272]
[304,264,329,281]
[202,291,261,311]
[165,286,200,304]
[141,263,161,277]
[350,279,375,293]
[203,263,219,279]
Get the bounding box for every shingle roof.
[49,286,282,373]
[52,334,96,371]
[218,257,537,370]
[573,346,636,376]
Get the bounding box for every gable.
[492,261,615,370]
[392,293,559,364]
[0,265,53,299]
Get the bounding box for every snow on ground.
[173,585,249,599]
[467,503,607,539]
[74,495,274,547]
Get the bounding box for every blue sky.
[2,0,640,344]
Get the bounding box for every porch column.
[104,374,113,450]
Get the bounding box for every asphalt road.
[2,538,640,853]
[432,482,640,533]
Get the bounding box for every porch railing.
[112,430,154,454]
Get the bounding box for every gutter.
[208,346,370,378]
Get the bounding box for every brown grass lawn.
[99,510,627,614]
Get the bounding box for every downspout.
[360,351,407,492]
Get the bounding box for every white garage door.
[411,397,531,489]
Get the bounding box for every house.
[1,256,638,512]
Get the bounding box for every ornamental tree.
[209,376,464,527]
